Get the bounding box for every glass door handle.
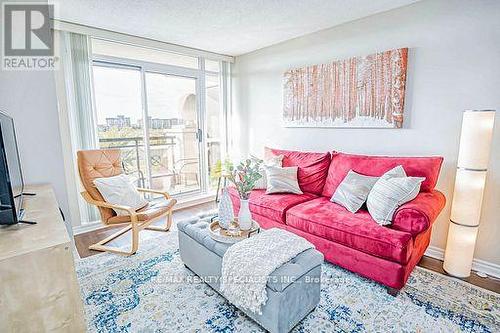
[196,128,203,142]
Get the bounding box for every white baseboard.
[174,193,216,211]
[73,194,216,235]
[424,246,445,260]
[424,246,500,278]
[73,221,103,235]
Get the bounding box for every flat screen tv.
[0,111,24,225]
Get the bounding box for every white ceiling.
[52,0,419,56]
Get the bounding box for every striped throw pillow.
[265,166,303,194]
[331,170,378,213]
[367,166,425,226]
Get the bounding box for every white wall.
[233,0,500,264]
[0,71,70,225]
[0,0,70,226]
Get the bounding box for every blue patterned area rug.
[76,224,499,333]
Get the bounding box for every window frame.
[89,39,228,200]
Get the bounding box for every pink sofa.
[229,148,446,291]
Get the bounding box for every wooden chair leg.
[130,223,139,254]
[145,210,173,232]
[90,210,173,255]
[88,224,138,256]
[167,210,172,230]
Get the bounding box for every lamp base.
[443,265,471,279]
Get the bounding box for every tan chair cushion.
[77,149,123,222]
[107,198,177,224]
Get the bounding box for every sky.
[93,66,196,124]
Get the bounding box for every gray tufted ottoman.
[178,218,323,333]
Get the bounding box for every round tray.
[209,219,260,244]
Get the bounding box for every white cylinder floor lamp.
[443,110,496,278]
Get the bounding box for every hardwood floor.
[74,202,499,294]
[418,256,499,293]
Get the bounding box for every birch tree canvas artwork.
[283,48,408,128]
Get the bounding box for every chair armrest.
[136,187,171,199]
[392,190,446,236]
[80,191,137,219]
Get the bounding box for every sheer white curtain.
[55,31,99,227]
[61,31,96,149]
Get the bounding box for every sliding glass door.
[92,64,149,185]
[92,63,205,196]
[145,72,201,195]
[205,73,222,190]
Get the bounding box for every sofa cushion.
[228,187,317,224]
[285,197,414,264]
[265,166,303,194]
[330,170,378,213]
[322,152,443,197]
[366,166,425,226]
[266,147,331,195]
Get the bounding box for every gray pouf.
[178,218,323,333]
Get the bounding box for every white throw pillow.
[94,174,148,216]
[331,170,378,213]
[252,154,284,189]
[265,166,303,195]
[366,166,425,226]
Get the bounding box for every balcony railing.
[98,132,221,196]
[98,135,200,194]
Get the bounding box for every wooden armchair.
[77,149,177,255]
